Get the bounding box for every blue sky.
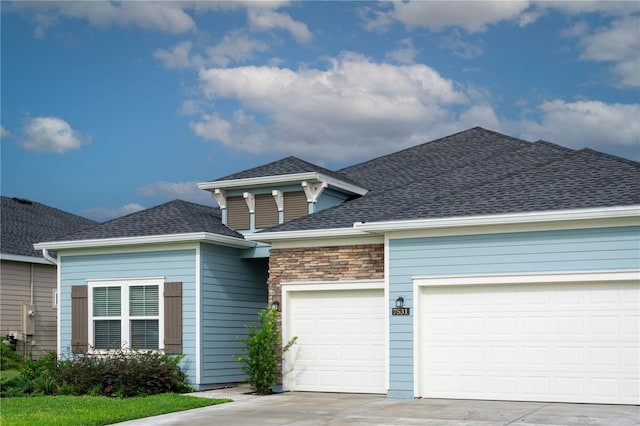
[1,1,639,221]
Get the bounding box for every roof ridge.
[358,135,538,194]
[532,140,575,154]
[338,127,530,175]
[577,147,640,168]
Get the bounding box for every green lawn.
[0,394,231,426]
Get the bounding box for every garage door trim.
[282,279,386,393]
[412,270,640,401]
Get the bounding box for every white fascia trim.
[317,174,368,196]
[0,253,53,265]
[33,232,256,251]
[354,205,640,233]
[198,172,368,196]
[245,227,370,242]
[413,270,640,287]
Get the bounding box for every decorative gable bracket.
[213,189,227,209]
[243,192,256,213]
[302,181,328,203]
[272,190,284,211]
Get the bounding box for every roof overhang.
[246,205,640,242]
[33,232,256,251]
[353,205,640,233]
[198,172,368,196]
[245,227,370,242]
[0,253,53,265]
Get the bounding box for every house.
[35,127,640,404]
[1,196,97,358]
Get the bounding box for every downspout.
[41,248,58,266]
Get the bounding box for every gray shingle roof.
[262,127,639,232]
[55,199,242,242]
[1,196,98,259]
[211,156,365,188]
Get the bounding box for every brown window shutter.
[226,196,250,230]
[284,191,308,222]
[164,282,182,354]
[255,193,278,229]
[71,285,88,354]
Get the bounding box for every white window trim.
[88,278,165,353]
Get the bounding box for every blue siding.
[387,226,640,398]
[59,249,197,382]
[199,243,268,388]
[316,189,349,212]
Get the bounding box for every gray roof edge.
[0,253,54,265]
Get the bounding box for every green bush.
[1,349,192,398]
[235,306,297,394]
[1,339,24,371]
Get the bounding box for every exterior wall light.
[271,300,280,311]
[395,297,404,308]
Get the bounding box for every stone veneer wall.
[267,244,385,305]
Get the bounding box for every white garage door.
[286,289,386,393]
[419,281,640,404]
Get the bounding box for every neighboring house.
[35,127,639,404]
[1,196,97,358]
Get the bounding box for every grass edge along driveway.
[0,393,231,426]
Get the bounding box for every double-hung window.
[89,279,163,351]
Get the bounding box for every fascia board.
[353,205,640,233]
[198,173,320,190]
[317,174,368,196]
[0,253,53,265]
[198,172,368,196]
[245,227,370,242]
[33,232,256,251]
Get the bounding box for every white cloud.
[358,3,396,33]
[361,1,638,34]
[179,100,204,116]
[14,1,197,36]
[517,99,640,152]
[365,1,530,33]
[189,53,489,161]
[0,126,10,138]
[207,31,270,67]
[440,29,484,59]
[154,41,201,69]
[31,13,57,38]
[20,117,91,154]
[386,38,419,64]
[190,113,233,145]
[188,51,639,162]
[539,1,640,16]
[574,16,640,88]
[136,181,214,205]
[247,7,312,43]
[80,203,145,222]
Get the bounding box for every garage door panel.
[286,288,385,393]
[420,281,640,404]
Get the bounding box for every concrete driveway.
[114,386,640,426]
